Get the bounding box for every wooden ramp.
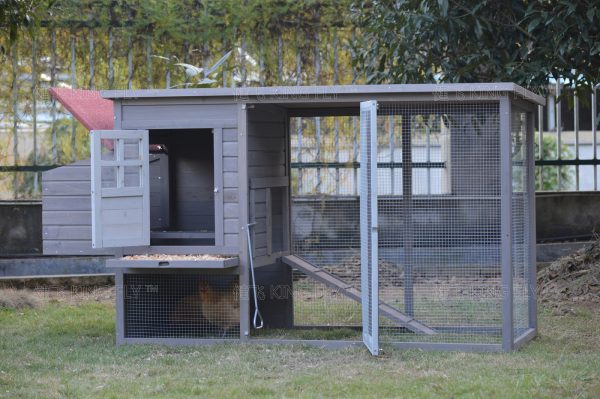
[282,255,436,335]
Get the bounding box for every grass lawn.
[0,299,599,398]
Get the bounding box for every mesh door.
[377,103,503,345]
[123,273,239,339]
[360,100,379,355]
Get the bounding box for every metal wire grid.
[288,102,535,346]
[123,273,239,339]
[511,109,531,338]
[376,102,503,344]
[291,269,362,334]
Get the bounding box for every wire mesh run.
[375,102,504,345]
[123,273,239,339]
[512,108,532,340]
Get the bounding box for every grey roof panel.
[101,83,545,106]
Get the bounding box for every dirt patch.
[538,238,600,306]
[0,289,41,310]
[323,254,404,287]
[123,254,232,261]
[0,285,115,309]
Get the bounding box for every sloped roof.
[48,87,113,130]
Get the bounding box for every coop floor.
[0,288,599,398]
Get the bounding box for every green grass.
[1,302,599,398]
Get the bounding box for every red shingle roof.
[48,88,113,130]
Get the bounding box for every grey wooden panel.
[249,166,286,179]
[223,142,238,156]
[224,219,238,234]
[253,188,266,202]
[149,153,169,230]
[254,247,268,257]
[223,157,238,172]
[247,137,284,152]
[43,181,90,196]
[253,219,267,234]
[223,188,239,203]
[42,210,91,225]
[255,203,267,218]
[107,257,239,269]
[224,203,239,218]
[247,104,287,123]
[224,233,238,247]
[248,151,286,166]
[43,225,92,240]
[122,103,237,125]
[223,172,238,188]
[247,122,287,137]
[43,163,91,181]
[43,196,91,211]
[102,83,546,107]
[43,240,116,255]
[223,128,238,142]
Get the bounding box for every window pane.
[101,166,117,188]
[101,139,115,161]
[124,165,141,187]
[123,138,141,160]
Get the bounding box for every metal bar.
[277,34,283,83]
[165,52,170,88]
[146,36,153,88]
[316,119,321,193]
[240,40,247,87]
[315,33,321,194]
[500,96,514,351]
[259,45,265,86]
[390,115,395,194]
[535,159,600,166]
[537,105,543,159]
[335,119,340,195]
[332,31,339,85]
[574,93,579,190]
[351,117,358,194]
[127,35,133,90]
[297,118,303,193]
[556,82,562,189]
[526,110,538,333]
[11,42,18,166]
[70,34,77,162]
[108,28,114,89]
[296,45,303,193]
[537,104,544,191]
[333,32,340,195]
[402,111,414,317]
[89,29,95,89]
[50,30,57,164]
[426,124,431,195]
[11,42,18,199]
[31,37,38,193]
[290,161,446,169]
[593,87,598,190]
[115,270,125,345]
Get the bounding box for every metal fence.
[290,84,599,196]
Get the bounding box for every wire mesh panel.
[123,272,239,339]
[376,102,503,345]
[511,108,532,340]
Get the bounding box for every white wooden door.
[91,130,150,248]
[360,100,379,356]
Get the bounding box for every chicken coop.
[42,83,542,354]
